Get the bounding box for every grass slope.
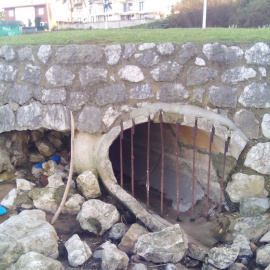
[0,28,270,46]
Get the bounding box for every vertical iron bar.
[206,126,215,217]
[147,116,151,212]
[160,110,164,217]
[131,118,135,197]
[176,122,180,215]
[219,136,231,213]
[191,118,198,217]
[120,121,124,188]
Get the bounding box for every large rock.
[9,83,32,105]
[203,43,243,64]
[67,92,88,111]
[101,241,129,270]
[136,51,160,68]
[262,113,270,139]
[118,223,149,254]
[79,65,108,87]
[123,44,135,59]
[34,87,66,105]
[245,42,270,65]
[21,64,42,85]
[76,199,120,235]
[63,194,85,215]
[232,235,252,257]
[158,83,189,101]
[37,45,52,64]
[0,45,15,61]
[179,42,197,64]
[134,224,188,263]
[64,234,92,267]
[118,65,144,82]
[109,223,128,241]
[0,84,8,106]
[77,106,102,132]
[76,170,101,199]
[7,252,64,270]
[226,173,268,203]
[208,246,239,270]
[0,210,59,270]
[244,143,270,174]
[157,42,174,55]
[260,231,270,243]
[233,215,269,241]
[0,105,15,132]
[0,188,18,209]
[256,244,270,267]
[0,148,13,173]
[221,67,256,85]
[209,86,237,108]
[150,61,182,82]
[105,44,122,65]
[233,109,259,139]
[239,82,270,108]
[130,84,154,99]
[45,66,75,87]
[18,47,34,62]
[35,140,56,156]
[240,198,270,217]
[16,178,36,191]
[0,63,18,82]
[187,67,218,86]
[138,43,156,51]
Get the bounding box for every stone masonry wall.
[0,41,270,188]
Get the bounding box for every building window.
[38,8,44,16]
[128,3,132,11]
[139,2,144,11]
[123,3,127,12]
[9,10,14,17]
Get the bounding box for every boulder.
[136,51,160,68]
[105,44,122,65]
[245,42,270,65]
[0,45,15,61]
[0,64,17,82]
[101,241,129,270]
[157,42,174,55]
[130,84,154,100]
[239,198,270,217]
[0,188,18,209]
[118,65,144,82]
[158,83,189,102]
[21,64,42,85]
[18,47,34,62]
[64,234,92,267]
[109,223,128,241]
[134,224,188,263]
[35,140,56,157]
[76,170,101,199]
[260,231,270,243]
[77,106,102,132]
[232,234,252,257]
[37,45,52,64]
[221,67,256,85]
[187,67,218,86]
[45,66,75,87]
[9,83,32,105]
[63,194,85,215]
[256,244,270,267]
[79,65,108,87]
[76,199,120,235]
[7,252,64,270]
[179,42,198,64]
[0,210,59,270]
[16,179,36,191]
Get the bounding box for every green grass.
[0,28,270,46]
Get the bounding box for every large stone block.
[18,47,35,62]
[0,63,18,82]
[136,51,160,68]
[209,86,237,108]
[221,66,256,85]
[179,42,197,64]
[79,65,108,87]
[118,65,144,82]
[45,66,75,87]
[245,42,270,65]
[123,44,135,59]
[105,44,122,65]
[187,67,218,86]
[9,83,32,105]
[37,45,52,64]
[0,45,15,61]
[34,87,66,105]
[158,83,189,101]
[67,92,88,111]
[21,64,42,85]
[77,106,102,132]
[157,42,174,55]
[130,84,154,99]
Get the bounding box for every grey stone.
[9,83,32,105]
[118,223,149,254]
[101,241,129,270]
[65,234,92,267]
[43,105,70,131]
[159,83,189,101]
[157,42,174,55]
[240,198,270,217]
[67,92,88,111]
[37,45,52,64]
[0,105,15,132]
[233,109,259,139]
[0,147,13,173]
[76,199,120,235]
[0,45,15,61]
[179,42,198,64]
[228,263,248,270]
[79,65,108,87]
[150,61,182,82]
[77,106,102,132]
[76,170,101,199]
[244,143,270,174]
[118,65,144,82]
[109,223,128,241]
[136,51,160,68]
[232,234,253,257]
[259,67,266,78]
[138,43,156,50]
[209,86,237,108]
[262,113,270,139]
[56,44,103,64]
[187,243,207,262]
[187,67,218,86]
[105,44,122,65]
[132,263,147,270]
[226,173,268,203]
[18,47,34,62]
[203,43,244,64]
[16,179,36,191]
[193,88,205,103]
[96,84,127,106]
[260,231,270,243]
[21,64,42,85]
[0,84,8,106]
[0,188,17,209]
[245,42,270,65]
[208,246,239,269]
[221,67,256,85]
[16,102,42,129]
[123,44,136,59]
[0,210,59,270]
[36,140,56,157]
[46,174,64,188]
[233,215,270,241]
[63,194,85,215]
[134,224,188,263]
[0,63,18,82]
[256,244,270,267]
[130,84,154,99]
[103,107,121,127]
[165,264,179,270]
[195,57,206,66]
[239,82,270,108]
[29,152,45,163]
[45,66,75,86]
[34,87,66,104]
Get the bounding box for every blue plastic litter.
[34,162,45,168]
[51,155,61,163]
[0,206,7,215]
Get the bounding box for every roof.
[0,0,49,9]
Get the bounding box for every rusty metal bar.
[191,118,198,217]
[120,121,124,188]
[131,118,135,197]
[176,122,180,215]
[206,126,215,217]
[160,110,164,217]
[219,136,231,213]
[147,116,150,212]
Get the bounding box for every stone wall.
[1,41,270,205]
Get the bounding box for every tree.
[0,10,5,20]
[57,0,87,22]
